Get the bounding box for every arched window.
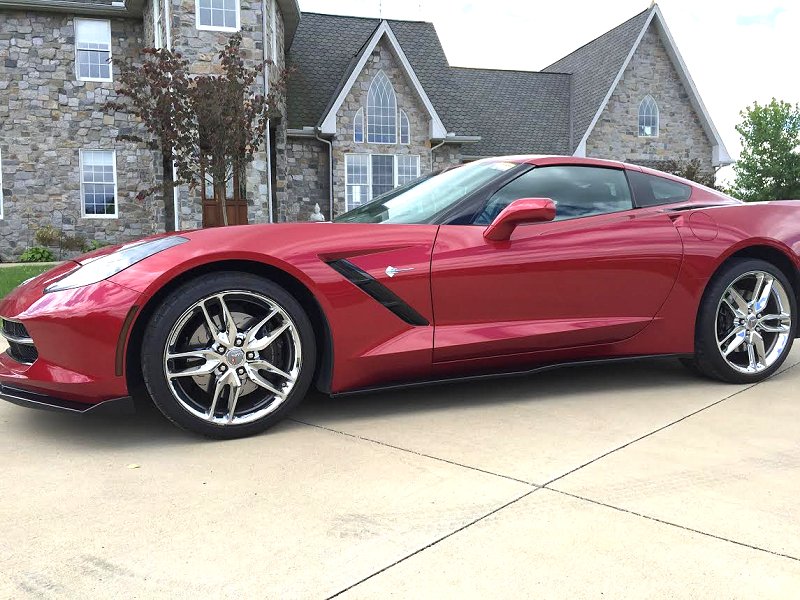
[354,107,364,143]
[399,110,410,145]
[367,71,397,144]
[638,95,659,137]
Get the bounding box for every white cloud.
[299,1,799,181]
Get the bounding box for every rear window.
[628,170,692,207]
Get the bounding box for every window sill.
[81,214,119,220]
[78,76,114,83]
[196,24,241,32]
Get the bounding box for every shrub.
[84,239,111,252]
[34,225,60,247]
[19,247,56,263]
[61,235,87,252]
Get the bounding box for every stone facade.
[329,39,432,218]
[167,0,286,229]
[586,23,714,177]
[281,137,329,222]
[0,11,161,261]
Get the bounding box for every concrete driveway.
[1,337,799,599]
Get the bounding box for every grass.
[0,264,53,299]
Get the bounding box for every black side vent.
[326,259,429,326]
[1,318,39,364]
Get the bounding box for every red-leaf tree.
[108,34,285,228]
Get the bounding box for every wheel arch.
[124,260,334,397]
[705,244,800,337]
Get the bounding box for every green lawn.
[0,264,53,299]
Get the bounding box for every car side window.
[473,165,634,225]
[628,170,692,207]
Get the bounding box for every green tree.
[731,99,800,202]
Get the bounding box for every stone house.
[0,1,730,259]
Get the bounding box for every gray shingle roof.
[287,9,650,157]
[449,68,571,156]
[543,8,651,152]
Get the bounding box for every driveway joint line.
[542,360,800,487]
[549,488,800,563]
[290,417,536,487]
[325,488,540,599]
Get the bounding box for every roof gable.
[543,8,651,154]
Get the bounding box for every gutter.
[0,0,143,16]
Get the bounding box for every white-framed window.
[80,150,118,218]
[345,154,421,210]
[270,0,278,62]
[0,148,4,220]
[638,95,659,137]
[367,71,397,144]
[399,110,410,145]
[196,0,240,31]
[353,107,364,143]
[153,0,164,49]
[345,154,370,209]
[397,155,420,186]
[75,18,112,82]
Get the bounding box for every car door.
[430,164,684,362]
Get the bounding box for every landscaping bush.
[84,239,111,252]
[19,247,56,263]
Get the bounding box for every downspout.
[430,139,445,172]
[165,0,179,231]
[263,0,274,222]
[315,129,334,221]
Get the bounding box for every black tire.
[689,258,796,384]
[141,272,316,439]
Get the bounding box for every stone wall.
[281,136,329,222]
[586,23,714,176]
[432,144,464,172]
[167,0,285,228]
[329,38,432,218]
[0,10,161,261]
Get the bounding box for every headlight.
[44,237,188,293]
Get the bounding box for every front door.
[430,164,684,362]
[202,170,248,227]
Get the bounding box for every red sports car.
[1,156,797,438]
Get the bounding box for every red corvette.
[1,156,798,438]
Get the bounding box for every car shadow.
[292,357,713,423]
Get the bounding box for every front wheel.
[141,273,316,439]
[689,258,796,384]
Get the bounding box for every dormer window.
[638,95,659,137]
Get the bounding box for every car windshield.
[334,159,520,224]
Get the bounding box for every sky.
[297,0,799,183]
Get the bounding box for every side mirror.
[483,198,556,241]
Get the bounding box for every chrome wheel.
[715,271,792,374]
[164,290,302,425]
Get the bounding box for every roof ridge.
[543,6,652,70]
[300,11,433,25]
[451,66,571,76]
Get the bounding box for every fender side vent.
[326,259,429,326]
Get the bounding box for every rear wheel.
[688,259,796,383]
[141,273,316,438]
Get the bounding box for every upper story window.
[153,0,164,49]
[638,95,659,137]
[81,149,118,218]
[367,71,397,144]
[75,18,112,82]
[196,0,240,32]
[270,0,278,62]
[354,108,364,143]
[399,110,410,145]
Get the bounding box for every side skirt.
[330,354,691,398]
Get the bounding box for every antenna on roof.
[378,0,383,18]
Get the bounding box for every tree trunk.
[162,154,176,232]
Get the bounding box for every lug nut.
[219,365,227,372]
[237,367,246,375]
[217,346,226,354]
[235,339,243,347]
[246,352,255,360]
